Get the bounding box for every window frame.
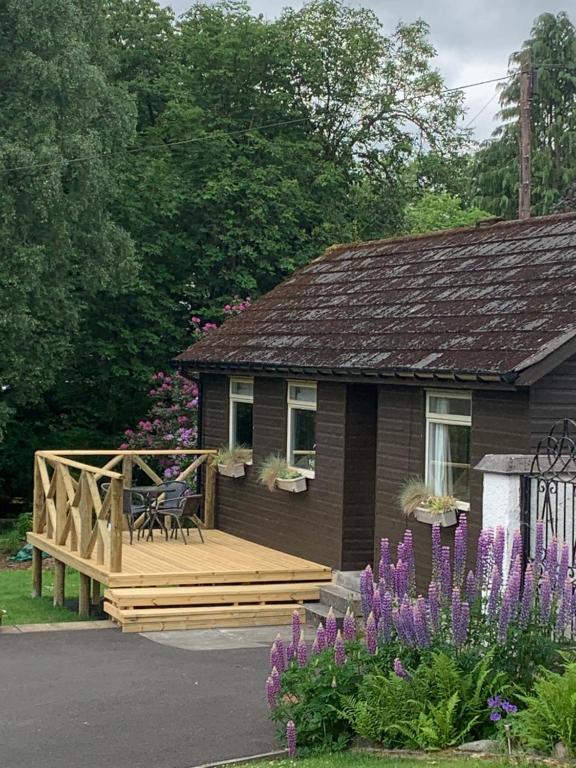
[287,380,317,479]
[228,377,254,453]
[425,389,472,511]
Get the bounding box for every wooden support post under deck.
[31,547,43,598]
[91,580,101,607]
[53,560,65,607]
[204,458,216,529]
[79,573,91,618]
[109,478,123,573]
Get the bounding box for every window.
[229,378,253,449]
[287,381,316,477]
[425,391,471,509]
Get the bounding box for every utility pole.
[518,58,532,220]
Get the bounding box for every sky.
[168,0,569,140]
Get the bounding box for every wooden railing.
[32,449,218,574]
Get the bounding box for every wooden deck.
[28,529,332,632]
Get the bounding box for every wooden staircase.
[104,579,329,632]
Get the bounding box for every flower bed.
[266,517,576,757]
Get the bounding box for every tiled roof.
[176,213,576,382]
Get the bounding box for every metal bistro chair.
[100,483,147,545]
[150,481,205,545]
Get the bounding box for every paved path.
[0,629,278,768]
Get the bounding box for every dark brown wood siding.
[342,385,377,570]
[529,354,576,446]
[201,374,346,568]
[374,385,530,586]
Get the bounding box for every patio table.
[128,485,167,541]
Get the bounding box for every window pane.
[290,407,316,471]
[233,402,253,448]
[231,379,253,398]
[427,422,470,503]
[428,395,470,418]
[288,384,316,404]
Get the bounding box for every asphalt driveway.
[0,629,276,768]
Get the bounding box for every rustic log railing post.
[31,455,44,598]
[204,457,216,529]
[55,464,67,547]
[109,477,124,573]
[78,473,92,558]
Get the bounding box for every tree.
[406,192,491,234]
[0,0,137,435]
[471,12,576,218]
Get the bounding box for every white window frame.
[287,381,317,479]
[425,390,472,511]
[228,377,254,453]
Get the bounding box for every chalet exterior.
[177,213,576,579]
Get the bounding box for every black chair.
[100,483,146,545]
[151,483,205,544]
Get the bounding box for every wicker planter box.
[414,506,457,527]
[276,476,307,493]
[217,462,246,479]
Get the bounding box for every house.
[176,212,576,581]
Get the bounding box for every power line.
[463,90,500,130]
[0,73,514,176]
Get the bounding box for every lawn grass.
[228,756,527,768]
[0,568,83,625]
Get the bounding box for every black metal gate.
[521,418,576,571]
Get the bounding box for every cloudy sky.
[168,0,568,140]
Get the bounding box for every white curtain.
[429,398,452,496]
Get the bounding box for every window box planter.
[414,506,457,527]
[276,476,307,493]
[217,462,246,479]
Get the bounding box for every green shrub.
[0,512,32,555]
[342,650,507,750]
[514,657,576,756]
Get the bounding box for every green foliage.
[406,192,491,234]
[342,651,505,750]
[471,12,576,218]
[514,657,576,755]
[258,454,303,490]
[0,513,32,555]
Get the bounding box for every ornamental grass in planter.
[258,454,307,493]
[398,477,458,527]
[266,516,571,756]
[214,446,252,478]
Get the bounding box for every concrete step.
[319,584,362,615]
[304,602,346,629]
[333,570,362,591]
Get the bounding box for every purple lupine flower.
[334,630,346,666]
[540,572,552,624]
[451,587,462,644]
[520,563,535,626]
[343,608,356,642]
[379,591,393,641]
[270,641,283,673]
[428,582,440,631]
[325,607,338,647]
[534,518,544,572]
[266,667,281,709]
[315,622,327,652]
[493,526,505,577]
[394,657,410,679]
[397,540,405,564]
[365,611,377,655]
[297,631,308,667]
[454,514,468,587]
[379,538,390,583]
[396,560,409,600]
[400,596,416,645]
[413,596,429,648]
[388,564,396,599]
[487,566,501,619]
[291,609,301,650]
[475,528,494,593]
[508,557,522,614]
[360,565,374,619]
[286,720,297,758]
[556,578,573,636]
[546,537,559,592]
[311,637,321,656]
[286,640,295,662]
[466,570,477,603]
[432,523,442,582]
[372,588,381,621]
[403,529,416,591]
[558,543,570,599]
[274,634,286,671]
[441,546,452,600]
[509,529,523,577]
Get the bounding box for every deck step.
[105,582,324,608]
[304,602,346,629]
[318,584,362,615]
[105,601,304,633]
